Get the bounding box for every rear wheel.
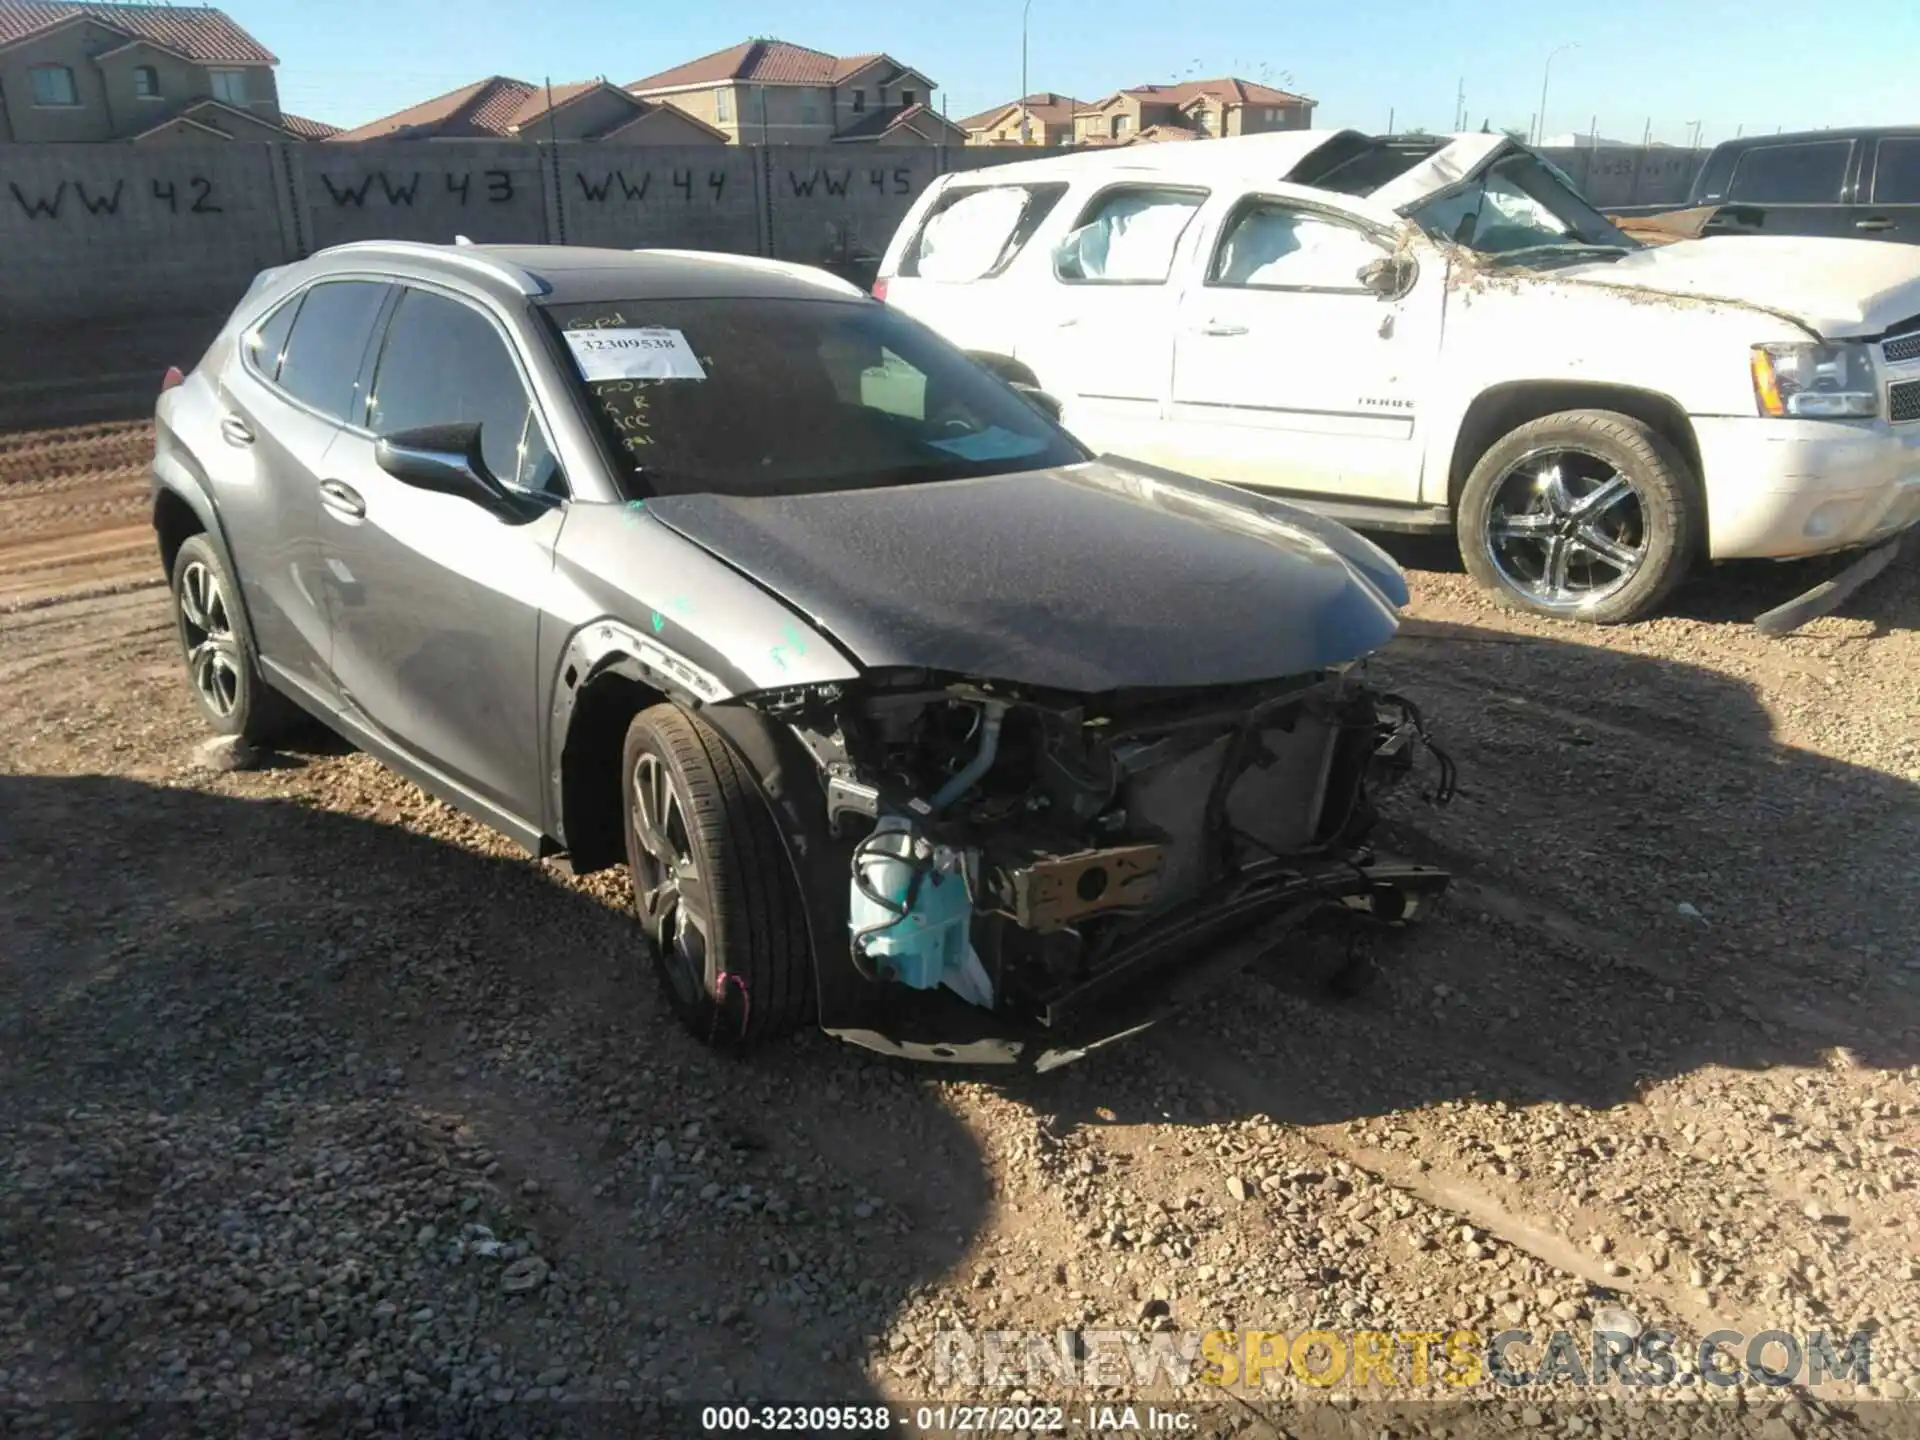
[169,533,300,745]
[621,704,813,1049]
[1457,409,1697,624]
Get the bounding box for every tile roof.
[828,100,964,143]
[126,95,289,140]
[1122,76,1311,108]
[329,75,536,141]
[1124,123,1204,145]
[280,112,341,140]
[507,79,608,130]
[130,113,226,140]
[0,2,275,63]
[628,39,920,91]
[590,101,729,143]
[958,92,1084,130]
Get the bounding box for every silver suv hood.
[645,459,1407,693]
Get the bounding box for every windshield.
[542,296,1086,500]
[1407,152,1639,265]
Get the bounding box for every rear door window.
[903,183,1067,280]
[275,280,391,423]
[1726,141,1851,204]
[1873,138,1920,204]
[241,292,303,383]
[1054,186,1207,283]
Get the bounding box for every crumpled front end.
[752,661,1454,1067]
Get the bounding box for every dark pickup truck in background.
[1611,126,1920,244]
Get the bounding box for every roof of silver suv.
[295,241,869,308]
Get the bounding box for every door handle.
[1198,323,1250,337]
[318,479,365,519]
[1856,217,1894,232]
[219,414,255,447]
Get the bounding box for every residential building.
[1071,78,1314,146]
[330,76,727,144]
[0,1,327,142]
[958,92,1084,147]
[626,38,966,146]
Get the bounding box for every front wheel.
[621,704,813,1049]
[1457,409,1697,624]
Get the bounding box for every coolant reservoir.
[850,815,978,992]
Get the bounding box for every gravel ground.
[2,426,1917,1438]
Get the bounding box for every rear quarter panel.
[151,366,233,561]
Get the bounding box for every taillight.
[871,277,889,302]
[161,366,185,393]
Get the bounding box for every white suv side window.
[1211,202,1385,291]
[915,187,1030,281]
[1054,187,1205,283]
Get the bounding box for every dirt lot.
[3,424,1918,1437]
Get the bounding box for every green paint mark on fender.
[769,623,808,673]
[650,611,666,633]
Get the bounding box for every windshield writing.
[544,297,1084,500]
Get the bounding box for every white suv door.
[1169,193,1445,503]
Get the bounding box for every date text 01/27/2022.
[699,1404,1198,1432]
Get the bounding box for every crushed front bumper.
[820,852,1450,1070]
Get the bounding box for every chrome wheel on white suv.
[1459,409,1697,625]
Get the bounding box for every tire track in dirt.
[0,423,154,611]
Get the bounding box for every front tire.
[169,533,300,744]
[1457,409,1697,624]
[621,704,812,1049]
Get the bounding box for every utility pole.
[1019,0,1033,143]
[1535,42,1577,144]
[1642,116,1652,147]
[1387,106,1395,133]
[1454,77,1465,132]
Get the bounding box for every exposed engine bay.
[757,663,1455,1065]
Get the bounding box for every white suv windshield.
[1408,153,1638,266]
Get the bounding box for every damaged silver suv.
[152,240,1453,1068]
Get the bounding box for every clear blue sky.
[250,0,1920,145]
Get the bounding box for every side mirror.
[1358,255,1416,300]
[1011,382,1064,422]
[374,423,540,522]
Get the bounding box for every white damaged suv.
[876,130,1920,627]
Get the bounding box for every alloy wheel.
[1482,448,1649,612]
[630,752,711,1008]
[178,560,243,718]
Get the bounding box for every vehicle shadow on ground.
[0,771,987,1421]
[1023,610,1920,1133]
